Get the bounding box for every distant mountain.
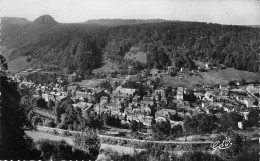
[1,17,31,26]
[33,15,58,24]
[84,19,171,26]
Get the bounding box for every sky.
[1,0,260,25]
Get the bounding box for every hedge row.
[100,137,211,151]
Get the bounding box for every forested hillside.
[1,18,259,75]
[84,18,170,26]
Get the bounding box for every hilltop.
[33,15,58,24]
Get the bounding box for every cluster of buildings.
[6,65,260,132]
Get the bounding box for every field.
[92,52,119,74]
[124,47,147,64]
[2,48,32,73]
[163,68,260,88]
[25,131,74,145]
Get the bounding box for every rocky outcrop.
[33,15,58,24]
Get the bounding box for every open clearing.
[124,47,147,64]
[163,68,260,88]
[2,49,32,73]
[92,52,119,74]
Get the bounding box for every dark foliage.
[151,120,171,140]
[184,113,218,134]
[247,108,260,127]
[2,22,259,75]
[72,128,100,160]
[0,75,40,159]
[35,139,91,160]
[219,112,244,131]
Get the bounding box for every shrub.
[180,151,223,161]
[35,139,90,160]
[57,123,67,129]
[213,129,249,160]
[31,116,42,126]
[73,128,100,160]
[44,120,56,128]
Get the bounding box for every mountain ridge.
[1,15,259,75]
[84,18,172,26]
[1,17,31,26]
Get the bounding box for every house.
[161,96,167,103]
[132,95,141,104]
[204,91,217,102]
[155,109,176,120]
[224,106,234,112]
[155,88,166,97]
[150,69,159,75]
[167,66,175,75]
[219,84,230,90]
[194,92,204,100]
[100,96,109,104]
[241,111,249,120]
[122,75,138,85]
[75,91,95,102]
[141,106,151,115]
[118,88,136,96]
[205,63,212,69]
[112,94,130,103]
[172,100,190,110]
[178,108,194,119]
[243,98,255,107]
[103,102,120,111]
[73,102,93,111]
[194,107,205,114]
[169,120,184,128]
[141,70,149,77]
[177,87,184,100]
[142,96,154,105]
[139,116,153,127]
[238,120,249,130]
[20,81,34,88]
[42,93,56,102]
[155,116,167,122]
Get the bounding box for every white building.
[177,87,184,100]
[243,98,255,107]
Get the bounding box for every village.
[5,60,259,142]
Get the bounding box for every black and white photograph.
[0,0,259,160]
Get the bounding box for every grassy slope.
[163,68,260,88]
[2,49,32,73]
[92,52,119,74]
[0,46,7,53]
[124,47,147,64]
